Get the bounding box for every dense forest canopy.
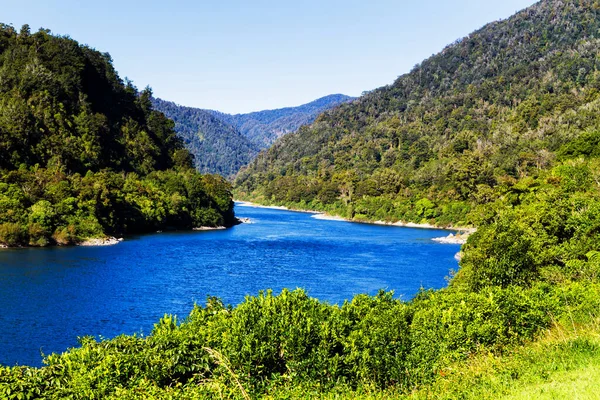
[0,24,235,247]
[235,0,600,226]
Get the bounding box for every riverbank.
[235,199,475,243]
[0,223,245,249]
[78,237,124,246]
[235,200,318,214]
[193,226,226,231]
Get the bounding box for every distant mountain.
[151,98,260,177]
[152,94,354,177]
[209,94,355,148]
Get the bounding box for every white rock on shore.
[431,233,470,245]
[193,226,226,231]
[79,237,123,246]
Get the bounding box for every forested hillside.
[152,94,354,177]
[0,24,235,247]
[235,0,600,227]
[210,94,355,148]
[151,98,259,177]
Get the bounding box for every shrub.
[0,222,26,246]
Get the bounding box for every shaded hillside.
[235,0,600,226]
[151,98,259,177]
[0,24,235,247]
[210,94,355,148]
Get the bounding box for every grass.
[403,320,600,400]
[501,363,600,400]
[258,320,600,400]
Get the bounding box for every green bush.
[27,223,50,247]
[0,222,25,246]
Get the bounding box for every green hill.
[235,0,600,227]
[0,24,235,247]
[151,98,260,177]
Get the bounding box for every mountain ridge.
[151,97,260,177]
[207,93,355,148]
[153,93,355,176]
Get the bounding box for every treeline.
[0,167,234,247]
[235,0,600,228]
[0,24,234,246]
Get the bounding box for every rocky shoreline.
[431,232,472,245]
[78,237,124,246]
[193,226,227,231]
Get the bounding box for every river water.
[0,203,460,366]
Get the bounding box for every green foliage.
[0,222,25,246]
[0,167,235,246]
[234,0,600,229]
[457,214,538,289]
[0,25,236,246]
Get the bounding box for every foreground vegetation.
[0,24,235,247]
[1,282,599,398]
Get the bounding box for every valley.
[2,1,600,399]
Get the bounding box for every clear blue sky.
[4,0,538,114]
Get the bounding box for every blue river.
[0,203,460,367]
